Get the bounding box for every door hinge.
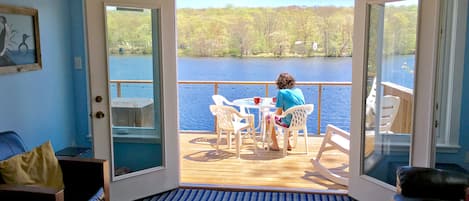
[434,120,439,128]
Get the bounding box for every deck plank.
[180,133,348,191]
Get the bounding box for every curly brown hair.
[276,73,296,89]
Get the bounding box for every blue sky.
[176,0,355,9]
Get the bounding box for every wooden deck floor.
[179,133,349,191]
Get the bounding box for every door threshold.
[180,183,348,195]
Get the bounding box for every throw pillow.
[0,141,64,190]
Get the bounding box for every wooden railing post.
[317,84,322,135]
[214,83,218,132]
[214,83,218,95]
[117,82,122,97]
[265,83,269,97]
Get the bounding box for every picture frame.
[0,4,41,74]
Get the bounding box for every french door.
[85,0,178,200]
[349,0,440,200]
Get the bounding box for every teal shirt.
[275,88,305,125]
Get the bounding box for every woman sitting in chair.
[267,73,305,151]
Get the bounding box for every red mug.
[253,96,261,104]
[272,97,277,103]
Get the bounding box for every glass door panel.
[105,5,163,178]
[363,0,418,186]
[351,1,440,200]
[86,0,178,199]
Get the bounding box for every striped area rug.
[140,189,354,201]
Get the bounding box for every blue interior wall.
[453,3,469,168]
[0,0,75,151]
[460,71,469,169]
[461,2,469,167]
[69,0,90,147]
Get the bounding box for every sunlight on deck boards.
[179,133,348,191]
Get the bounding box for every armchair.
[394,166,469,201]
[0,131,109,201]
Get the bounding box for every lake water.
[109,55,415,133]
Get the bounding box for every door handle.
[95,111,105,119]
[95,96,103,103]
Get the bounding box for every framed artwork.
[0,4,41,74]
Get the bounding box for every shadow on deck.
[179,133,348,192]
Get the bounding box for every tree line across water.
[106,5,417,58]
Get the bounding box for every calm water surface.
[109,56,414,133]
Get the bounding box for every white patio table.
[232,97,277,148]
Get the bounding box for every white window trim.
[434,0,466,149]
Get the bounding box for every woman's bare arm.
[275,108,283,115]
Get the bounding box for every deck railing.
[110,80,415,134]
[382,81,414,133]
[110,80,352,134]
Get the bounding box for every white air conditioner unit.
[111,97,154,127]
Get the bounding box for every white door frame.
[411,0,440,167]
[349,0,440,200]
[85,0,179,200]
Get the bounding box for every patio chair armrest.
[326,124,350,140]
[0,184,64,201]
[237,113,254,121]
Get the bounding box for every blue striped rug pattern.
[141,189,354,201]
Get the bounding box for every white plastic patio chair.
[366,95,401,133]
[311,96,400,186]
[366,78,377,110]
[212,94,248,115]
[379,95,400,133]
[270,104,314,156]
[209,105,256,158]
[212,94,252,142]
[311,124,350,186]
[364,77,401,133]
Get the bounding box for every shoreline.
[109,53,353,58]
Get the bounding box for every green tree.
[106,6,416,58]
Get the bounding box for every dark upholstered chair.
[394,166,469,201]
[0,131,109,201]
